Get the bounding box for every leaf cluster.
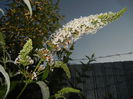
[0,0,63,59]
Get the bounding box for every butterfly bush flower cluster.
[14,39,34,66]
[50,15,105,45]
[14,8,126,80]
[36,48,54,63]
[48,10,125,48]
[36,8,126,63]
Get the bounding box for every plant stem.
[34,59,43,72]
[16,83,28,99]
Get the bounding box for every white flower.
[14,56,34,65]
[47,9,126,51]
[32,72,37,80]
[36,48,54,64]
[38,64,46,71]
[14,57,20,64]
[48,13,109,50]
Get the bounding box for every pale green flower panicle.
[46,8,127,52]
[14,8,127,66]
[98,8,127,24]
[15,39,34,66]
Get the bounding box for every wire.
[71,51,133,61]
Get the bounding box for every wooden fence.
[70,61,133,99]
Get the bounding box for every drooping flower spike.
[36,8,127,64]
[46,8,127,51]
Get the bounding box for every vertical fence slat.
[70,61,133,99]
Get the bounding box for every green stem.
[3,49,7,69]
[34,59,43,72]
[16,83,28,99]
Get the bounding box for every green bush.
[0,0,63,59]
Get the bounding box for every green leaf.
[91,53,95,58]
[54,87,80,99]
[54,61,71,79]
[80,61,86,66]
[0,86,7,99]
[23,0,32,16]
[36,81,50,99]
[42,66,50,80]
[0,65,10,99]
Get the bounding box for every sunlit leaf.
[54,61,71,79]
[36,81,50,99]
[0,65,10,99]
[23,0,32,16]
[54,87,80,99]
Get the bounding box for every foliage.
[0,0,63,59]
[23,0,32,16]
[36,81,50,99]
[53,87,80,99]
[0,0,126,99]
[41,65,50,80]
[0,65,10,99]
[54,61,71,79]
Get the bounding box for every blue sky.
[0,0,133,64]
[59,0,133,64]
